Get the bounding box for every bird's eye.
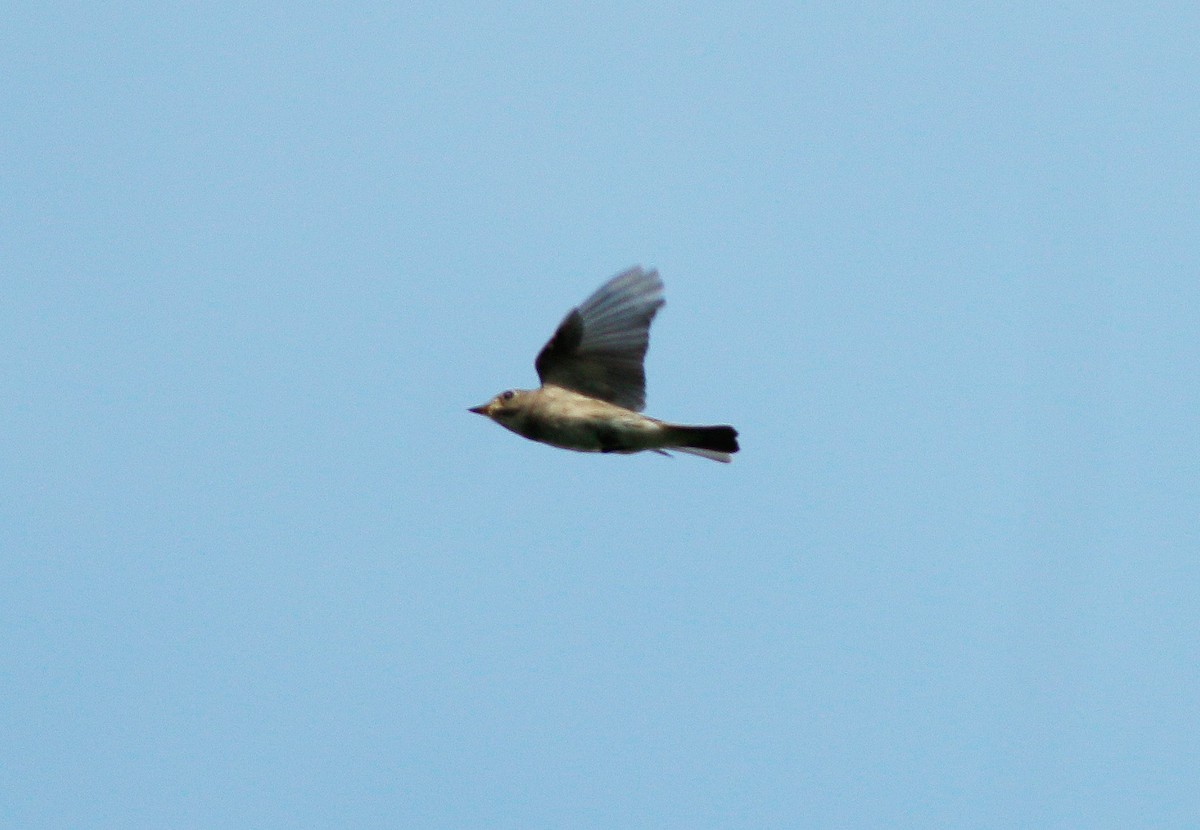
[501,390,514,401]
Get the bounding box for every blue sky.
[4,3,1197,828]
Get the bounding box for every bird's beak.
[468,403,490,416]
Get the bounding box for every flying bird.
[470,266,740,462]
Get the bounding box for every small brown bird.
[470,267,740,462]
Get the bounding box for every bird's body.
[493,385,660,451]
[471,267,739,462]
[478,384,738,461]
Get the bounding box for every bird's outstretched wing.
[535,267,665,411]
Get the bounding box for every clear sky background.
[4,3,1197,828]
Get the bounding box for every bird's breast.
[506,387,660,452]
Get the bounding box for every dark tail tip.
[679,425,739,454]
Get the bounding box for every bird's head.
[468,389,530,423]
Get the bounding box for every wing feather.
[534,267,665,411]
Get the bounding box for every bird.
[469,266,740,462]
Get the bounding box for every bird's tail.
[664,424,739,463]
